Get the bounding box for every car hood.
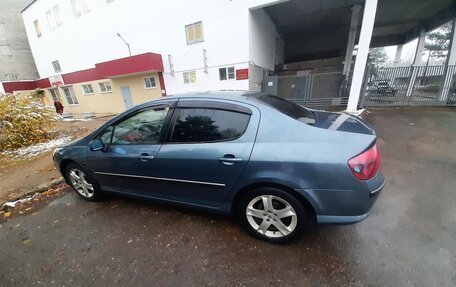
[311,110,375,135]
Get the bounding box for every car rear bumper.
[296,172,385,225]
[316,213,369,224]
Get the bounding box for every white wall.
[249,8,280,71]
[22,0,283,95]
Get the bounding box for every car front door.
[84,102,174,196]
[154,99,260,208]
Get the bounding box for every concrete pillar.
[405,29,427,97]
[440,18,456,101]
[413,29,426,65]
[343,5,362,77]
[394,44,403,64]
[346,0,378,112]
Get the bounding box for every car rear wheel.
[238,187,310,243]
[65,163,102,201]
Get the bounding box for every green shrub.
[0,93,55,151]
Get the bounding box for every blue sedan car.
[53,91,384,243]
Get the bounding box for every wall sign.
[49,75,65,87]
[236,69,249,80]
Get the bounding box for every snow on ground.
[1,136,73,160]
[61,118,92,122]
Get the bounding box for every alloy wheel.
[246,195,298,238]
[69,168,95,198]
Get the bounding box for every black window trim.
[164,107,251,145]
[176,100,252,115]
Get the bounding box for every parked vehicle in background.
[53,91,385,243]
[369,80,398,96]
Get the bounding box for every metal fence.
[361,65,456,107]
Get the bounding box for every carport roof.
[263,0,456,62]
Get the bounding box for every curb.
[0,177,66,208]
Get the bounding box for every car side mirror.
[89,139,104,151]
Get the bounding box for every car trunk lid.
[311,110,375,135]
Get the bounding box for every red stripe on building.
[2,52,164,93]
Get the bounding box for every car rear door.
[84,102,175,195]
[154,99,260,208]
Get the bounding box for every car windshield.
[252,94,316,125]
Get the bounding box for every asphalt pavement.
[0,107,455,286]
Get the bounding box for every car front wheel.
[238,187,311,243]
[65,163,102,201]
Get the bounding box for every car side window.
[170,108,250,143]
[111,107,169,145]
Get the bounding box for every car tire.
[65,163,102,201]
[237,187,311,244]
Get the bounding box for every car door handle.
[137,153,154,161]
[218,155,243,165]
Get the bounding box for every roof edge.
[21,0,38,13]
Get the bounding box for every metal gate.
[264,71,348,108]
[361,65,456,107]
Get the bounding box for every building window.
[0,46,11,56]
[82,84,95,95]
[144,77,156,89]
[219,67,235,81]
[47,6,62,31]
[34,20,42,38]
[185,22,203,44]
[5,74,19,81]
[71,0,91,18]
[53,6,63,27]
[183,71,197,84]
[46,10,56,31]
[0,24,6,41]
[49,88,61,101]
[99,82,112,93]
[62,86,79,105]
[52,61,61,73]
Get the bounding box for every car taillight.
[348,144,381,180]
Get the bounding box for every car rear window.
[252,94,315,125]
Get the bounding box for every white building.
[23,0,281,92]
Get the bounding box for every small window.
[144,77,156,89]
[52,60,61,73]
[183,71,197,84]
[46,10,56,31]
[0,46,11,56]
[62,86,79,105]
[5,74,19,81]
[0,24,6,41]
[98,82,112,93]
[185,22,203,44]
[219,67,235,81]
[72,0,91,18]
[82,84,94,95]
[53,5,63,27]
[49,88,61,101]
[111,108,169,145]
[34,20,42,38]
[170,108,250,143]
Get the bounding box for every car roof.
[161,90,262,102]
